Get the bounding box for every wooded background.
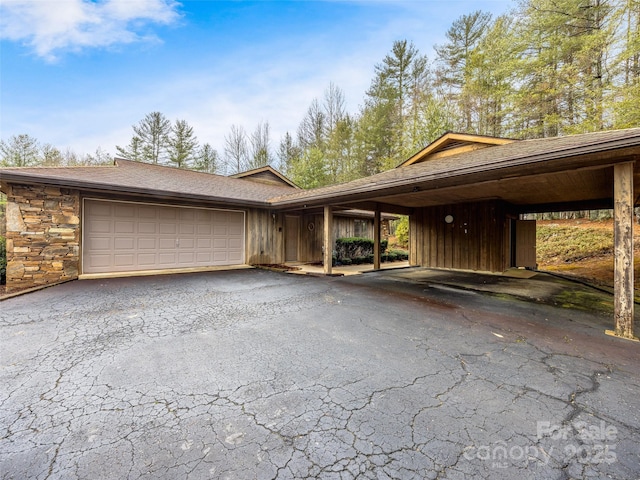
[2,0,639,193]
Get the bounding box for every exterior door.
[514,219,537,268]
[285,215,299,262]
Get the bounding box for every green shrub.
[352,256,365,265]
[335,237,388,260]
[388,249,409,261]
[0,236,5,285]
[340,258,352,265]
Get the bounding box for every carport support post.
[613,162,635,339]
[374,208,381,270]
[324,206,333,275]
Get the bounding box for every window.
[354,219,368,238]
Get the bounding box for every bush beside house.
[335,237,407,265]
[335,237,387,261]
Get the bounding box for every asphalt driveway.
[1,269,639,479]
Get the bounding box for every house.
[0,161,392,287]
[2,128,640,338]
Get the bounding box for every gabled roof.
[230,165,299,188]
[269,128,640,209]
[0,158,294,207]
[2,128,640,213]
[398,132,516,167]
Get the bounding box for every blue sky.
[0,0,513,158]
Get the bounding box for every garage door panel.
[115,221,135,234]
[159,238,175,249]
[114,205,135,217]
[197,238,212,248]
[138,238,157,249]
[197,210,211,221]
[159,208,177,220]
[88,253,111,265]
[228,252,243,262]
[114,238,135,250]
[114,254,134,267]
[88,237,110,251]
[180,209,195,220]
[180,223,195,235]
[137,254,157,266]
[83,200,245,274]
[158,253,177,264]
[87,219,111,234]
[213,238,227,248]
[196,252,212,262]
[197,224,212,235]
[213,251,229,261]
[228,238,243,248]
[138,206,158,218]
[138,222,157,234]
[89,203,112,216]
[159,223,177,234]
[214,225,228,236]
[178,252,195,263]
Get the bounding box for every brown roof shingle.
[268,127,640,207]
[2,128,640,209]
[0,159,295,206]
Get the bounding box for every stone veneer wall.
[5,184,80,292]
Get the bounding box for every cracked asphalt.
[1,268,639,479]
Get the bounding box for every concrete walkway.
[286,260,411,276]
[1,269,639,479]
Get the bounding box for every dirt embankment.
[536,219,640,289]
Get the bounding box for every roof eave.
[398,132,516,168]
[0,173,273,208]
[270,137,640,208]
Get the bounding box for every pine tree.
[117,112,171,163]
[0,134,40,167]
[167,119,198,169]
[435,11,493,133]
[366,40,430,162]
[277,132,302,177]
[193,143,219,174]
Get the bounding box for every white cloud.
[0,0,181,61]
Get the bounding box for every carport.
[270,129,640,339]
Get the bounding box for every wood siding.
[410,201,508,272]
[245,208,284,264]
[295,214,378,263]
[299,214,323,263]
[240,170,293,187]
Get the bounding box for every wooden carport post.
[613,162,635,339]
[323,205,333,275]
[373,207,381,270]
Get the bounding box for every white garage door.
[83,199,245,274]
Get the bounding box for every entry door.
[514,220,537,268]
[285,216,300,262]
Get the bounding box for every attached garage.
[82,199,245,274]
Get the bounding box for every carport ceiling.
[364,166,618,211]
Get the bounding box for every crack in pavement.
[1,269,639,479]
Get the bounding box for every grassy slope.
[536,219,640,289]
